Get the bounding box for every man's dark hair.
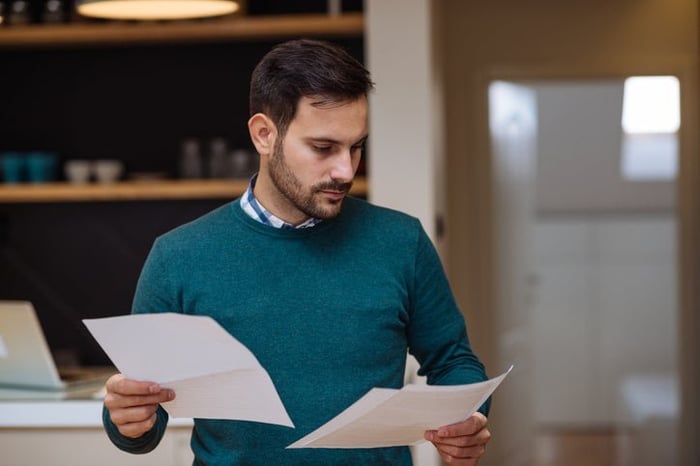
[249,39,374,136]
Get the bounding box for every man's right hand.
[103,373,176,439]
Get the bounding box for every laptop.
[0,300,114,397]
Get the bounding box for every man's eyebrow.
[306,135,369,146]
[306,137,338,144]
[354,136,369,146]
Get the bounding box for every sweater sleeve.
[405,223,491,416]
[102,404,169,454]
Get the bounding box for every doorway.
[488,79,679,466]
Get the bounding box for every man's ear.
[248,113,277,157]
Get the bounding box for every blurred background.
[1,1,698,465]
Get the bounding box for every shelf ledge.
[0,178,368,203]
[0,13,364,49]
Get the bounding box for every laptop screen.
[0,301,64,389]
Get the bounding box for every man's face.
[266,96,368,223]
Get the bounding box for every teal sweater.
[103,196,488,465]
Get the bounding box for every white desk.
[0,398,193,466]
[1,389,438,466]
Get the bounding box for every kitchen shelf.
[0,177,368,203]
[0,13,363,49]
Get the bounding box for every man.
[103,39,491,465]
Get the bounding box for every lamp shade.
[77,0,239,20]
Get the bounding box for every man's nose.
[330,150,355,182]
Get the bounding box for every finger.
[109,403,160,426]
[106,373,163,396]
[426,426,491,448]
[104,375,175,410]
[115,411,159,439]
[437,450,480,466]
[104,389,174,410]
[434,442,487,461]
[437,412,488,437]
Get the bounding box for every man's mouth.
[316,181,352,199]
[319,189,347,201]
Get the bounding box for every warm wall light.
[77,0,239,20]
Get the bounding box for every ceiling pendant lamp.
[76,0,240,20]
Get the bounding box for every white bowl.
[94,159,124,184]
[64,160,93,184]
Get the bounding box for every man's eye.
[314,145,333,154]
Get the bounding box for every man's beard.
[267,139,353,221]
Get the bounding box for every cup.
[179,138,203,179]
[26,152,58,183]
[230,149,253,179]
[64,159,92,184]
[208,137,229,178]
[1,152,25,184]
[94,159,124,184]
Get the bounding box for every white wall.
[365,3,444,465]
[365,0,439,240]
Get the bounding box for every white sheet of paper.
[83,313,293,427]
[287,366,512,449]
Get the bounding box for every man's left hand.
[424,412,490,465]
